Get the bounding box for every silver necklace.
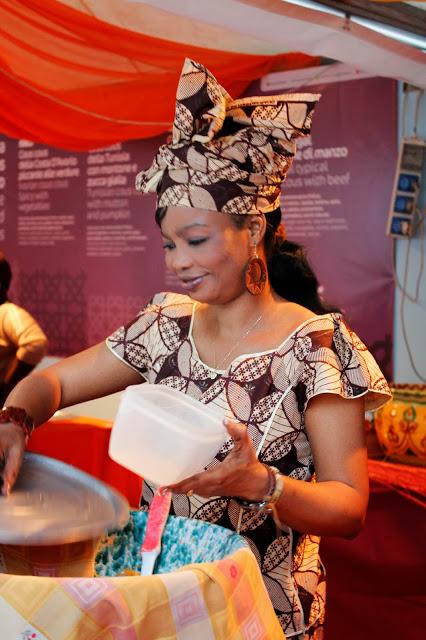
[213,311,264,371]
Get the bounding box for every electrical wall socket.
[386,137,425,238]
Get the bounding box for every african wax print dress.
[107,292,391,638]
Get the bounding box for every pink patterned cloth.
[136,58,320,215]
[0,547,284,639]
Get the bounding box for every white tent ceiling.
[61,0,426,88]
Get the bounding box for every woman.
[0,60,390,639]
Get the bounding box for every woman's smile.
[179,275,206,291]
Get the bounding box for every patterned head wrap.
[136,58,320,215]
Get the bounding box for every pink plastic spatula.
[140,487,172,576]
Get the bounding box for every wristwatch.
[233,465,284,513]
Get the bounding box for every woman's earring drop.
[245,245,267,295]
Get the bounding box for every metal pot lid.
[0,453,129,545]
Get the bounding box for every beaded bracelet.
[0,406,35,442]
[233,465,284,513]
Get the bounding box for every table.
[28,418,142,508]
[28,420,426,639]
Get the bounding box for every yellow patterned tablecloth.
[0,547,284,640]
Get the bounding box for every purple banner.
[0,135,172,355]
[0,67,396,378]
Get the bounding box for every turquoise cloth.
[95,511,247,577]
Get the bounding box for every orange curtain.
[0,0,320,151]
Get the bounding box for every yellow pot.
[374,384,426,466]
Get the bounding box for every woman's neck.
[198,284,280,340]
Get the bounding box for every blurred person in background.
[0,252,48,405]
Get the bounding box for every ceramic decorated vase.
[374,384,426,466]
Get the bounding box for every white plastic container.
[109,384,228,486]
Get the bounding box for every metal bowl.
[0,452,129,546]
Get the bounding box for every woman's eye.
[188,238,207,246]
[162,243,174,251]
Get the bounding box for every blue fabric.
[95,511,247,577]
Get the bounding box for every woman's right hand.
[0,342,142,496]
[0,423,26,496]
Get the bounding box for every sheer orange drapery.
[0,0,320,151]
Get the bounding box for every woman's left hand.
[167,419,270,500]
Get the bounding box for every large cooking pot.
[0,452,129,577]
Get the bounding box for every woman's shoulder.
[107,292,194,355]
[285,305,346,350]
[270,303,341,359]
[108,292,193,338]
[282,302,318,326]
[296,308,338,332]
[146,291,194,316]
[275,301,330,340]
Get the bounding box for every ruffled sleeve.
[105,292,193,379]
[105,292,169,379]
[295,314,392,413]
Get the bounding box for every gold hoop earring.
[245,245,267,296]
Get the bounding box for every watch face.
[233,497,271,512]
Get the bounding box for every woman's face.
[160,206,251,304]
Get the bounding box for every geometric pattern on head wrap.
[136,58,321,215]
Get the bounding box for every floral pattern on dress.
[107,292,391,637]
